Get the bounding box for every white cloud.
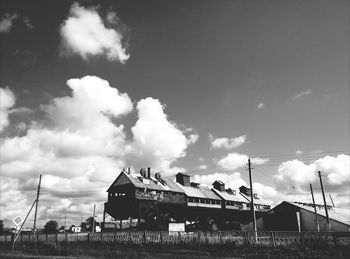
[60,3,129,63]
[295,150,303,155]
[0,13,18,33]
[293,89,312,100]
[257,103,265,109]
[273,155,350,192]
[0,76,199,226]
[0,87,16,132]
[198,165,208,170]
[23,17,33,30]
[128,97,195,174]
[210,134,246,150]
[217,152,269,170]
[0,76,133,225]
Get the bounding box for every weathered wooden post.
[270,232,275,247]
[160,231,163,245]
[55,233,58,245]
[143,230,146,244]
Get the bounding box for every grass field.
[1,241,350,259]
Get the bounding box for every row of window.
[187,197,221,205]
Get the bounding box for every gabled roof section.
[107,171,185,193]
[212,188,247,203]
[290,201,350,226]
[175,182,222,200]
[239,192,271,206]
[107,171,133,192]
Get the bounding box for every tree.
[44,220,58,234]
[0,220,3,234]
[81,217,99,232]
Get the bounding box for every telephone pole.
[92,204,96,233]
[309,184,320,232]
[33,174,42,234]
[318,171,331,231]
[329,194,335,207]
[247,158,257,241]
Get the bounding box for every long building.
[103,168,271,230]
[261,201,350,232]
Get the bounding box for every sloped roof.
[212,189,247,203]
[239,192,271,206]
[175,182,222,200]
[290,201,350,226]
[107,171,184,193]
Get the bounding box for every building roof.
[107,171,184,193]
[239,192,271,206]
[290,201,350,226]
[212,189,247,203]
[175,182,222,200]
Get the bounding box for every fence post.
[55,233,58,244]
[29,232,31,241]
[87,232,90,242]
[160,231,163,245]
[5,234,7,243]
[270,232,275,247]
[143,230,146,244]
[11,233,14,244]
[197,231,201,246]
[178,231,181,244]
[219,231,223,244]
[46,233,48,242]
[332,232,338,246]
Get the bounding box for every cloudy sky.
[0,0,349,228]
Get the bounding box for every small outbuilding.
[263,201,350,232]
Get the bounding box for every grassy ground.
[1,242,349,259]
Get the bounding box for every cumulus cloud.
[0,13,18,33]
[0,76,198,225]
[0,87,16,132]
[293,89,312,100]
[128,97,195,174]
[60,3,129,63]
[23,17,33,30]
[217,152,269,170]
[273,155,350,192]
[210,134,246,150]
[295,150,303,155]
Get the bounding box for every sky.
[0,0,349,228]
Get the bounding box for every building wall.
[300,209,349,232]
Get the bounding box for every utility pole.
[64,215,67,234]
[33,174,42,234]
[247,158,257,241]
[318,171,331,231]
[92,205,96,233]
[309,184,320,232]
[329,194,335,207]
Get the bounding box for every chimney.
[127,167,130,174]
[213,180,225,192]
[140,168,147,178]
[147,167,151,178]
[239,186,251,196]
[176,173,190,187]
[155,172,161,181]
[253,193,259,199]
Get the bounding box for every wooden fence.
[1,231,349,247]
